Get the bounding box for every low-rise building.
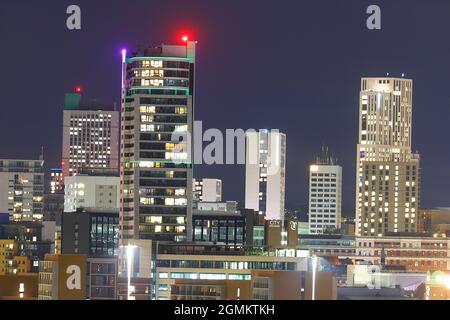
[154,242,309,300]
[354,233,450,271]
[0,239,31,275]
[0,274,38,300]
[38,254,87,300]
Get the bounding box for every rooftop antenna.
[39,146,44,161]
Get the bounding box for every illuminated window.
[141,124,155,132]
[141,115,154,122]
[150,60,163,68]
[165,198,175,206]
[150,69,164,77]
[150,216,162,224]
[149,79,163,87]
[175,107,187,114]
[140,106,156,114]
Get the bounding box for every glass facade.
[90,215,119,257]
[193,216,245,245]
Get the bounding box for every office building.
[119,41,196,243]
[170,270,336,300]
[245,130,286,220]
[308,147,342,234]
[64,174,120,212]
[61,208,119,257]
[62,93,119,177]
[0,159,44,222]
[356,77,420,236]
[50,168,64,194]
[154,242,309,300]
[194,178,222,202]
[192,203,253,246]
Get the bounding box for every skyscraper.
[62,93,119,178]
[120,41,195,243]
[0,159,44,222]
[245,130,286,221]
[308,147,342,234]
[356,77,420,236]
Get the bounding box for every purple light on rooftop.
[121,49,127,63]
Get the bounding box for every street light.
[311,255,318,300]
[125,244,137,300]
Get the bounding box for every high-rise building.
[356,77,420,236]
[245,130,286,220]
[49,168,64,194]
[193,178,222,202]
[62,93,119,178]
[0,159,44,222]
[119,41,196,243]
[308,147,342,234]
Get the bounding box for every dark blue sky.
[1,0,450,215]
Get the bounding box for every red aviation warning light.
[182,35,189,42]
[74,86,82,94]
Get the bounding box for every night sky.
[1,0,450,215]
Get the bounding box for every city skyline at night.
[2,1,450,214]
[2,0,450,305]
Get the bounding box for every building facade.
[62,93,119,178]
[154,243,309,300]
[50,168,64,194]
[38,254,87,300]
[245,130,286,220]
[354,234,450,272]
[0,159,44,222]
[64,175,120,212]
[119,42,196,243]
[194,178,222,202]
[308,147,342,234]
[356,77,420,236]
[0,239,31,275]
[61,209,119,257]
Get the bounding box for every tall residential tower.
[356,77,420,236]
[120,41,195,243]
[62,93,119,178]
[245,130,286,221]
[308,147,342,234]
